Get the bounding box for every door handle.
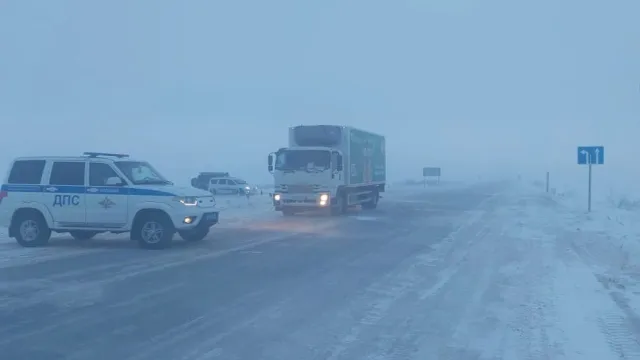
[87,188,99,193]
[45,187,58,192]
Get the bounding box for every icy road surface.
[1,182,640,360]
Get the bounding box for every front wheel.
[133,214,175,249]
[179,227,209,242]
[362,190,379,210]
[331,193,347,216]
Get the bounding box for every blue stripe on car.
[1,184,175,197]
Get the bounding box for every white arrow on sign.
[594,148,600,164]
[580,149,590,164]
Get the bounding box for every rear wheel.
[13,211,51,247]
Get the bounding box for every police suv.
[0,152,219,249]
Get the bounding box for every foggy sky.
[1,0,638,188]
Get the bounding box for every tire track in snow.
[565,242,640,359]
[296,193,502,360]
[0,227,330,349]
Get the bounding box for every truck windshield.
[115,161,172,185]
[275,150,331,172]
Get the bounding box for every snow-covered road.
[1,181,639,359]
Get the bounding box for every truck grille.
[279,184,319,193]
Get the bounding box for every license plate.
[204,212,218,221]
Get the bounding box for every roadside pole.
[577,146,604,213]
[587,164,592,212]
[546,172,549,193]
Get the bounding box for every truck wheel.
[134,213,175,250]
[362,190,379,210]
[179,227,209,242]
[13,211,51,247]
[331,194,347,216]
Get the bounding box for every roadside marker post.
[577,146,604,212]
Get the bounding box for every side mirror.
[106,176,124,186]
[336,155,343,171]
[268,153,274,172]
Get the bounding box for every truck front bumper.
[273,193,331,210]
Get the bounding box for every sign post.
[546,172,550,193]
[577,146,604,212]
[422,167,442,186]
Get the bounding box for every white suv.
[0,152,219,249]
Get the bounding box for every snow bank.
[532,170,640,323]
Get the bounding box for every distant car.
[208,177,257,196]
[191,172,230,191]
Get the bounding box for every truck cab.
[269,146,344,214]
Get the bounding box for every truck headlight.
[274,193,281,201]
[174,196,198,206]
[319,194,329,201]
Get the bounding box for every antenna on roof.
[83,152,130,158]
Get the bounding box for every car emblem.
[99,197,115,209]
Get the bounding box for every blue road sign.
[577,146,604,165]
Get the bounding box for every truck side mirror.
[268,154,274,172]
[336,155,343,171]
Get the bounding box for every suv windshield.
[114,161,172,185]
[234,179,247,184]
[275,150,331,172]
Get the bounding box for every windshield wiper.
[135,179,171,185]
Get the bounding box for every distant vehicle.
[0,152,219,249]
[268,125,386,216]
[191,172,230,191]
[208,176,257,196]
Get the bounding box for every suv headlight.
[174,196,198,206]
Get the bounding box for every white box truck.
[268,125,386,216]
